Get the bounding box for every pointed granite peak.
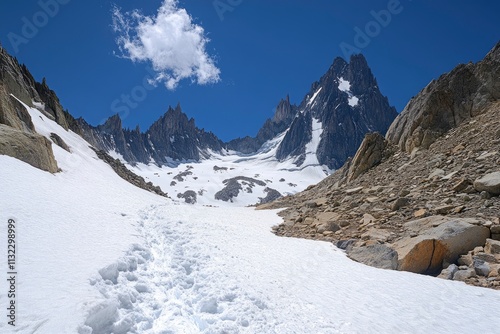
[99,114,123,133]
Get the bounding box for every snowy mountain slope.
[125,130,330,206]
[0,100,166,333]
[277,55,397,169]
[2,99,500,334]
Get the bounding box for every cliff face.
[78,104,225,166]
[0,46,60,172]
[386,42,500,153]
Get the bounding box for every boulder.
[438,264,458,280]
[317,222,340,234]
[346,132,388,182]
[485,239,500,255]
[0,124,58,173]
[453,268,477,281]
[452,178,472,193]
[473,172,500,196]
[392,216,490,275]
[473,259,491,276]
[391,197,410,211]
[346,244,398,270]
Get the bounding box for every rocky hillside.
[263,42,500,289]
[387,42,500,153]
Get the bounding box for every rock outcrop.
[0,46,79,172]
[347,132,391,182]
[386,42,500,153]
[0,124,58,173]
[90,147,169,198]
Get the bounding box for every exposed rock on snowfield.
[0,124,58,173]
[259,188,283,205]
[177,190,197,204]
[264,42,500,290]
[91,147,169,198]
[215,176,267,203]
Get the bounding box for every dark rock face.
[177,190,197,204]
[77,104,225,166]
[50,132,70,152]
[227,95,297,153]
[259,188,282,205]
[215,176,266,202]
[386,42,500,153]
[90,147,169,198]
[34,78,69,130]
[277,54,397,169]
[276,112,311,165]
[147,104,224,162]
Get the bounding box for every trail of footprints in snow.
[80,204,274,334]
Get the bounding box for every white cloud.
[112,0,221,90]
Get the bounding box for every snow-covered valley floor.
[2,102,500,333]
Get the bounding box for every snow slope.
[80,203,500,334]
[126,130,329,207]
[2,101,500,333]
[0,100,165,333]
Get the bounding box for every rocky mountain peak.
[277,53,397,169]
[99,114,122,134]
[273,95,293,123]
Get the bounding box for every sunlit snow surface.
[125,129,329,207]
[1,101,500,333]
[306,87,323,107]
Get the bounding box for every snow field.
[82,203,500,333]
[2,98,500,334]
[126,129,329,207]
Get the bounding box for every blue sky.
[0,0,499,141]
